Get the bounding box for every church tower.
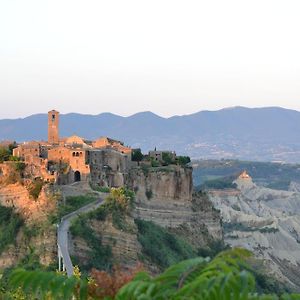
[48,110,59,144]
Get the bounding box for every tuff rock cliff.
[128,166,222,246]
[70,165,223,273]
[0,163,57,270]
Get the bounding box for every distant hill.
[1,106,300,162]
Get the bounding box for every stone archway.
[74,171,81,182]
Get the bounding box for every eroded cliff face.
[128,166,222,248]
[128,166,193,202]
[70,215,145,269]
[70,165,223,274]
[0,184,56,222]
[0,181,57,270]
[209,177,300,291]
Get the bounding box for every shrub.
[28,178,44,199]
[0,205,23,255]
[176,156,191,166]
[150,158,160,167]
[131,149,144,162]
[92,188,135,231]
[162,152,174,165]
[57,195,97,219]
[70,217,113,271]
[0,147,10,163]
[89,182,110,193]
[135,219,196,269]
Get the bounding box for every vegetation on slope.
[4,248,300,299]
[193,159,300,190]
[27,178,44,199]
[88,187,135,231]
[0,205,23,255]
[0,143,17,163]
[69,188,135,272]
[197,174,238,190]
[70,217,113,272]
[52,194,98,222]
[135,219,197,269]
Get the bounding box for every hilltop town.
[2,110,189,188]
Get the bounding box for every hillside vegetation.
[2,248,298,299]
[193,159,300,190]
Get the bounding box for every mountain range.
[1,106,300,162]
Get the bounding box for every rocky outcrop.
[70,165,223,274]
[0,181,57,270]
[128,166,222,248]
[0,183,56,222]
[209,176,300,291]
[71,216,142,269]
[128,166,193,202]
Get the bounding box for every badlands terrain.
[209,174,300,290]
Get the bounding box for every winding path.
[57,198,104,277]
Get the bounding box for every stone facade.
[13,110,133,187]
[88,149,131,187]
[149,150,176,162]
[48,110,59,144]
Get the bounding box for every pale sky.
[1,0,300,119]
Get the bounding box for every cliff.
[128,166,222,247]
[70,165,223,274]
[209,176,300,291]
[0,180,57,270]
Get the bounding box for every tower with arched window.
[48,110,59,144]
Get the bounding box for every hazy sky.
[1,0,300,119]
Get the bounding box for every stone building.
[88,149,131,187]
[48,110,59,144]
[149,150,176,162]
[13,110,133,187]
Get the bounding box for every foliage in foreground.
[117,248,300,300]
[4,248,300,299]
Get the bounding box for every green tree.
[0,147,10,162]
[131,149,144,162]
[162,152,174,165]
[176,155,191,166]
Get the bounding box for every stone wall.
[88,149,130,187]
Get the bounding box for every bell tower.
[48,110,59,144]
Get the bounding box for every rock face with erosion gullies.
[208,172,300,291]
[0,172,57,270]
[128,166,223,248]
[70,165,223,274]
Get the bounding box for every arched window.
[76,152,79,157]
[72,152,76,157]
